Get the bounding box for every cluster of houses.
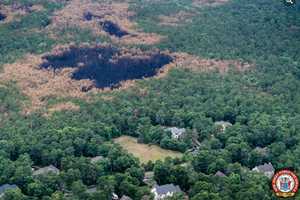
[0,121,276,199]
[213,162,275,179]
[0,161,275,199]
[84,170,184,200]
[0,161,274,199]
[165,120,233,140]
[0,165,61,197]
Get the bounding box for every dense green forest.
[0,0,300,199]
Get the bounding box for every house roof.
[154,184,182,195]
[215,171,226,177]
[214,121,232,127]
[120,195,132,200]
[253,163,274,173]
[86,187,97,194]
[166,127,186,137]
[33,165,60,176]
[90,156,104,163]
[0,184,18,194]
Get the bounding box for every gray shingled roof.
[214,121,232,126]
[0,184,18,194]
[33,165,60,176]
[90,156,104,163]
[120,195,132,200]
[154,184,182,195]
[86,187,97,194]
[215,171,226,177]
[254,163,274,173]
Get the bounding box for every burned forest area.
[0,0,300,200]
[41,45,172,89]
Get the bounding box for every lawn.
[114,136,183,163]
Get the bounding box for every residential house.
[151,184,182,200]
[252,163,275,179]
[33,165,60,176]
[0,184,18,197]
[166,127,186,139]
[214,121,232,132]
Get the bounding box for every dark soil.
[41,45,172,89]
[0,13,6,21]
[100,21,129,38]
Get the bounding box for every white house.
[166,127,186,139]
[151,184,182,200]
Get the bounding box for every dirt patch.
[48,102,80,113]
[192,0,229,7]
[40,44,173,88]
[49,0,164,45]
[0,42,250,113]
[159,11,195,27]
[161,52,252,75]
[0,54,94,114]
[0,43,172,113]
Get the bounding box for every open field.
[114,136,183,163]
